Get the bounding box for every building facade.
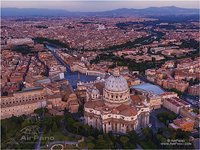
[169,118,195,132]
[1,87,46,119]
[188,84,200,96]
[84,69,150,134]
[163,97,190,114]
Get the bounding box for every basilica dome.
[105,75,128,92]
[103,69,130,107]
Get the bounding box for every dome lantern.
[113,68,120,77]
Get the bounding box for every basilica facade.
[84,69,150,134]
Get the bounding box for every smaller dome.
[91,87,100,99]
[92,88,100,95]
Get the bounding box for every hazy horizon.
[1,1,199,12]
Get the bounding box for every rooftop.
[17,86,44,93]
[131,83,165,95]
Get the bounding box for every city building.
[160,92,178,99]
[84,68,150,134]
[1,87,46,119]
[169,117,195,132]
[71,62,88,74]
[179,108,200,128]
[7,38,34,47]
[188,84,200,96]
[163,97,190,114]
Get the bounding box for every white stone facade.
[1,87,46,119]
[84,69,150,134]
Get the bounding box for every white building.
[84,68,150,134]
[7,38,34,47]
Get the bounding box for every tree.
[83,124,91,136]
[104,134,114,149]
[189,78,194,86]
[33,37,70,49]
[41,117,53,133]
[52,122,58,132]
[73,122,81,134]
[87,142,95,149]
[86,136,95,143]
[192,108,199,114]
[21,119,30,128]
[34,108,48,116]
[79,142,87,149]
[120,136,129,147]
[66,117,75,130]
[157,111,177,125]
[95,135,108,149]
[142,127,153,140]
[155,134,166,149]
[128,130,139,143]
[156,134,166,143]
[175,129,190,139]
[1,126,7,140]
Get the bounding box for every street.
[150,108,167,133]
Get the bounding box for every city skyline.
[1,1,199,149]
[2,0,199,12]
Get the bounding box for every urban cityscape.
[1,1,200,150]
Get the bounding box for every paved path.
[35,128,43,150]
[41,141,78,149]
[35,111,45,150]
[150,108,167,133]
[48,141,78,147]
[136,144,143,150]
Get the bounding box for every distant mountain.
[1,8,75,17]
[1,6,199,17]
[93,6,199,17]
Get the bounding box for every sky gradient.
[2,1,199,12]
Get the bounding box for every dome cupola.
[91,87,100,99]
[103,68,130,107]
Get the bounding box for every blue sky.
[2,1,199,11]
